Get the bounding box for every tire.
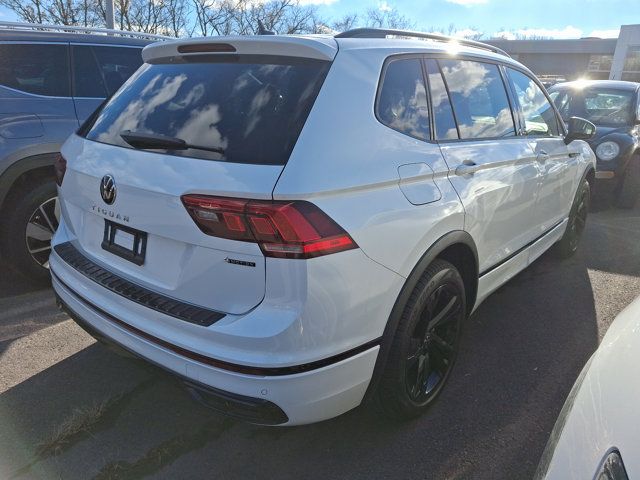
[377,259,466,420]
[616,156,640,209]
[554,177,590,259]
[0,178,58,283]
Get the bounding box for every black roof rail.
[335,28,510,58]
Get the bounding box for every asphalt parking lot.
[1,203,640,480]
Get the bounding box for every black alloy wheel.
[405,283,462,404]
[554,178,590,259]
[378,259,466,419]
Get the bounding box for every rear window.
[82,56,330,165]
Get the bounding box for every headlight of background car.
[596,141,620,161]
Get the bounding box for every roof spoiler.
[142,36,338,63]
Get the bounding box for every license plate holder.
[102,220,147,265]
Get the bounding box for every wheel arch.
[0,152,59,213]
[584,165,595,187]
[363,230,479,402]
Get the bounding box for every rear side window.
[507,68,560,136]
[83,56,330,165]
[439,59,515,139]
[377,58,430,141]
[93,46,143,96]
[425,59,458,140]
[0,44,69,97]
[73,45,142,98]
[73,45,107,97]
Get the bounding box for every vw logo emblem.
[100,175,117,205]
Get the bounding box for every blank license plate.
[102,220,147,265]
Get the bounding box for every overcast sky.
[0,0,637,38]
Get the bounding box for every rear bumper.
[51,266,380,425]
[57,293,289,425]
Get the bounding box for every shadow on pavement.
[0,259,62,357]
[0,258,50,300]
[2,206,639,479]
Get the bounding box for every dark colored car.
[0,23,165,281]
[549,80,640,208]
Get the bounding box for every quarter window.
[507,68,560,136]
[0,44,69,97]
[377,58,430,141]
[439,59,515,139]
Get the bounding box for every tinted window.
[93,46,143,96]
[73,45,107,98]
[425,59,458,140]
[377,58,430,141]
[73,46,142,98]
[507,68,559,136]
[83,57,330,165]
[439,59,515,139]
[0,44,69,96]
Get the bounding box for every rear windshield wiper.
[120,130,225,155]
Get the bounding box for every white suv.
[50,28,597,425]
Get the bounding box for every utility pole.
[105,0,115,29]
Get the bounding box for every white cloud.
[494,25,583,40]
[587,28,620,38]
[378,1,393,12]
[446,0,488,5]
[493,30,516,40]
[453,28,483,39]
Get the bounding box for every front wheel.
[377,259,466,420]
[554,178,590,259]
[1,178,59,282]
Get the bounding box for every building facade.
[488,24,640,84]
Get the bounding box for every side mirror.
[564,116,596,145]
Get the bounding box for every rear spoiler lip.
[142,35,338,63]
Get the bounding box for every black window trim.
[374,53,434,143]
[375,52,562,145]
[423,57,461,140]
[0,40,72,99]
[503,65,566,139]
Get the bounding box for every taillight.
[181,195,358,259]
[54,153,67,186]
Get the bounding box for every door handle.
[537,150,549,162]
[455,160,481,176]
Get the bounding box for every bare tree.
[364,7,414,30]
[0,0,419,37]
[330,13,358,33]
[0,0,48,24]
[165,0,189,36]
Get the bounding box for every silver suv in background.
[0,22,164,281]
